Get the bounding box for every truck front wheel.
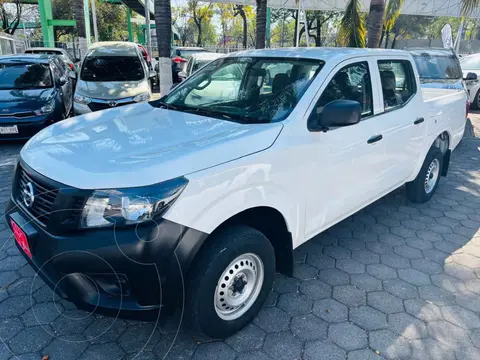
[406,146,443,203]
[185,225,275,338]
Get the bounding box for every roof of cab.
[226,47,409,62]
[86,41,139,57]
[0,54,53,64]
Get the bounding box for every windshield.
[412,54,462,80]
[0,63,53,90]
[159,56,323,124]
[81,56,144,82]
[460,55,480,71]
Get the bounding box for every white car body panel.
[21,48,467,249]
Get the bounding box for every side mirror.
[464,72,478,81]
[58,76,68,86]
[309,100,361,132]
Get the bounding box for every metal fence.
[26,40,82,60]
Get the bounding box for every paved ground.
[0,113,479,360]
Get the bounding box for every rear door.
[372,57,425,187]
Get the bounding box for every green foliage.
[338,0,366,47]
[384,0,404,32]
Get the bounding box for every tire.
[185,225,275,338]
[406,146,443,203]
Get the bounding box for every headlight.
[74,94,92,105]
[133,92,151,103]
[34,98,55,116]
[80,177,188,229]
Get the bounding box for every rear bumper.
[5,199,208,315]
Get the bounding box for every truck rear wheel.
[406,146,443,203]
[185,225,275,338]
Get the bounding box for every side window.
[312,61,373,119]
[378,60,416,110]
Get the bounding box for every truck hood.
[76,79,150,100]
[21,102,282,189]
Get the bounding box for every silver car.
[74,42,154,114]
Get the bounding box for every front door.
[304,60,386,239]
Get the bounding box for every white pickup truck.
[6,48,467,338]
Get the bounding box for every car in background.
[407,48,469,116]
[74,42,153,115]
[460,53,480,109]
[0,54,74,139]
[178,52,223,81]
[25,47,79,74]
[172,47,208,83]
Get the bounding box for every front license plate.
[0,125,19,135]
[10,220,32,259]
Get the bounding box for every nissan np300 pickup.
[6,48,467,338]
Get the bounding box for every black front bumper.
[5,197,208,316]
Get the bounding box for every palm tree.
[338,0,366,48]
[383,0,404,48]
[255,0,267,48]
[73,0,87,55]
[461,0,479,15]
[366,0,386,48]
[154,0,173,95]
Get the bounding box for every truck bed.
[421,87,467,150]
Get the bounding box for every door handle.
[367,134,383,144]
[414,117,425,125]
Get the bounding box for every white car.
[74,42,153,114]
[6,48,467,338]
[460,53,480,109]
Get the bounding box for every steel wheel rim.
[424,158,440,194]
[214,253,264,321]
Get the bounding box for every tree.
[172,6,189,46]
[73,0,87,53]
[233,5,249,48]
[366,0,386,48]
[188,0,213,46]
[52,0,73,42]
[154,0,173,95]
[230,6,255,47]
[217,4,234,46]
[383,0,404,48]
[1,0,22,35]
[461,0,480,16]
[255,0,267,48]
[338,0,366,48]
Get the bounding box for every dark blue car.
[0,55,73,140]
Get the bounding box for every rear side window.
[378,60,417,110]
[412,53,462,80]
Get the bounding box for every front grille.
[17,168,59,226]
[0,111,35,119]
[88,101,134,112]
